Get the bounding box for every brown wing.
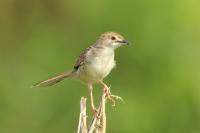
[73,46,92,70]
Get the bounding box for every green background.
[0,0,200,133]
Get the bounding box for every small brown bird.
[33,32,129,111]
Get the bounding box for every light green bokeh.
[0,0,200,133]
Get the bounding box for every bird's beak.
[117,40,129,45]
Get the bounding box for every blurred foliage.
[0,0,200,133]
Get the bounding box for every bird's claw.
[91,106,102,120]
[111,94,125,103]
[103,85,125,106]
[107,94,125,106]
[91,105,98,114]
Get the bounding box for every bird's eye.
[111,36,116,40]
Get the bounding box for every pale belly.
[78,55,116,83]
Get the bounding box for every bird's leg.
[87,83,97,113]
[99,81,111,96]
[99,81,124,106]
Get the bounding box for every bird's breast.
[82,48,116,82]
[91,55,115,77]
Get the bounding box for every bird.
[32,32,129,112]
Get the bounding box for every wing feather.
[73,46,92,70]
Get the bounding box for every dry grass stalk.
[77,93,107,133]
[78,97,87,133]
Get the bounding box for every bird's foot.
[103,86,125,106]
[91,104,100,119]
[108,94,125,106]
[91,106,102,120]
[91,104,98,113]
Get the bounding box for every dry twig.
[78,97,87,133]
[77,88,123,133]
[78,92,107,133]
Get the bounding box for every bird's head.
[97,32,129,49]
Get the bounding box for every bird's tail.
[32,71,75,87]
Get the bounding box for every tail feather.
[32,71,74,87]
